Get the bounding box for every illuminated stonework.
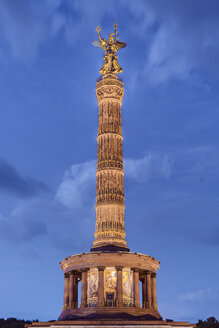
[55,25,163,321]
[26,22,195,328]
[123,268,134,305]
[87,266,134,307]
[87,268,98,306]
[92,74,128,251]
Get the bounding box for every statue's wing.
[92,40,106,50]
[115,41,127,50]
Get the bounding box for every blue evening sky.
[0,0,219,323]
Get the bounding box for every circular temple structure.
[59,251,161,320]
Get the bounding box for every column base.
[58,306,162,321]
[62,305,69,311]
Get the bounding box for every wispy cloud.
[145,19,192,84]
[56,160,96,209]
[0,0,115,63]
[0,152,172,246]
[0,158,49,198]
[56,152,173,209]
[179,288,219,302]
[177,146,219,182]
[0,201,48,243]
[1,0,218,86]
[0,0,57,62]
[125,0,219,85]
[124,153,173,182]
[0,195,93,251]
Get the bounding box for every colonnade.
[62,271,79,310]
[62,268,158,311]
[141,271,158,310]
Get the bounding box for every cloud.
[177,146,219,182]
[0,0,57,62]
[56,153,172,209]
[125,0,219,85]
[124,153,173,182]
[0,0,116,63]
[0,0,218,86]
[1,146,217,249]
[123,0,156,36]
[179,288,219,302]
[0,158,49,198]
[56,160,96,209]
[0,195,93,251]
[0,201,48,243]
[1,145,217,248]
[145,19,192,84]
[0,152,171,248]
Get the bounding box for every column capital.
[115,266,123,271]
[151,272,157,278]
[145,270,152,276]
[69,270,77,275]
[131,267,140,273]
[64,272,70,278]
[97,266,105,271]
[81,268,89,273]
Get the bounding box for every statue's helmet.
[108,33,114,44]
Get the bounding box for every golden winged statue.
[93,22,127,75]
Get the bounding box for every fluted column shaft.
[81,269,88,308]
[98,266,105,307]
[133,268,140,307]
[146,271,152,309]
[116,266,123,306]
[92,74,128,250]
[74,278,78,308]
[63,273,70,310]
[69,271,76,308]
[151,273,158,310]
[142,276,146,308]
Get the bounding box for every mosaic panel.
[87,268,98,306]
[122,268,134,305]
[104,267,117,292]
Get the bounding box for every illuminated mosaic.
[122,268,134,305]
[104,267,117,291]
[87,268,98,306]
[87,267,134,307]
[104,267,117,306]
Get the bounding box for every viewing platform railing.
[96,75,123,83]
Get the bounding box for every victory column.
[58,21,161,320]
[26,23,195,328]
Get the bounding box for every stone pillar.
[74,277,78,308]
[69,271,75,308]
[116,266,123,307]
[81,269,88,308]
[98,266,105,307]
[146,271,152,309]
[92,74,129,252]
[132,268,140,307]
[142,275,146,308]
[63,273,70,310]
[151,273,158,310]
